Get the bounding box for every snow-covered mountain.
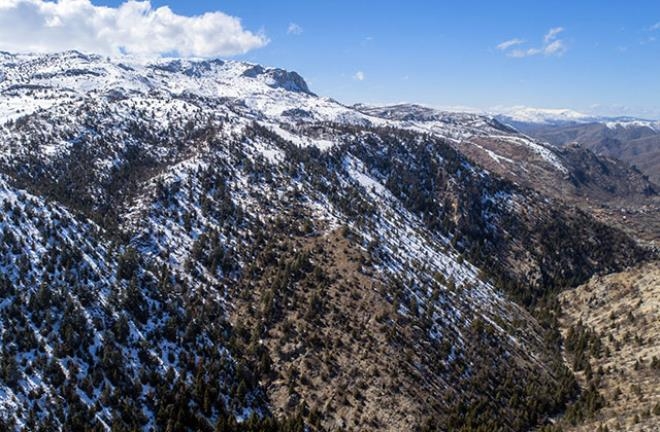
[0,51,653,431]
[494,106,598,126]
[494,105,660,131]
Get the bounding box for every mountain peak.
[241,64,314,95]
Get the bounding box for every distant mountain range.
[493,106,660,128]
[498,111,660,185]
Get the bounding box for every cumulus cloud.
[496,38,524,51]
[353,71,365,81]
[0,0,269,57]
[287,22,303,35]
[497,27,567,58]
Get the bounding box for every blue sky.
[4,1,660,117]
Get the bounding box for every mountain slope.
[558,261,660,431]
[517,121,660,185]
[0,175,278,431]
[358,104,659,243]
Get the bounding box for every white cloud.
[0,0,269,57]
[544,27,564,43]
[354,71,365,81]
[508,47,541,58]
[651,22,660,31]
[496,38,524,51]
[287,22,303,35]
[543,39,566,55]
[498,27,567,58]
